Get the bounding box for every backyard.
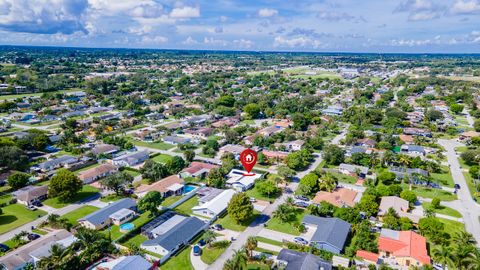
[151,154,174,164]
[43,185,100,208]
[172,196,198,216]
[265,208,306,236]
[215,210,261,232]
[60,205,99,225]
[161,246,194,270]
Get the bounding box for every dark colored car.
[198,239,206,247]
[211,224,223,231]
[193,245,202,256]
[294,201,309,208]
[27,233,40,241]
[454,184,461,189]
[294,195,309,202]
[32,200,43,207]
[0,243,9,252]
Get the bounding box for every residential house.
[162,135,192,145]
[301,215,351,254]
[378,196,421,223]
[13,185,48,206]
[112,151,149,167]
[338,163,369,178]
[135,130,163,142]
[192,189,236,218]
[141,214,206,256]
[403,128,432,138]
[262,150,289,161]
[91,255,153,270]
[90,144,120,156]
[276,249,332,270]
[78,163,118,184]
[459,131,480,141]
[78,198,137,230]
[211,117,240,128]
[355,138,376,148]
[219,144,246,157]
[312,187,360,208]
[226,169,262,191]
[400,144,425,157]
[358,229,430,267]
[196,187,224,204]
[184,127,214,140]
[258,125,284,137]
[180,162,219,178]
[356,250,380,265]
[34,155,78,172]
[283,140,305,151]
[0,230,74,270]
[399,134,414,145]
[135,175,184,198]
[321,106,343,116]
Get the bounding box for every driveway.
[190,245,208,270]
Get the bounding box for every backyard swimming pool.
[183,185,196,194]
[119,223,134,232]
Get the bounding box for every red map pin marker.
[240,149,257,176]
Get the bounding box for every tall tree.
[48,169,83,202]
[100,171,133,195]
[138,191,163,217]
[227,193,254,224]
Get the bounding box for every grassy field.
[201,241,231,264]
[256,236,283,246]
[161,246,194,270]
[329,171,357,184]
[216,210,260,232]
[245,183,281,202]
[431,166,455,188]
[439,218,466,237]
[61,205,99,225]
[405,185,457,201]
[422,202,462,218]
[104,211,152,240]
[44,185,100,208]
[123,168,141,177]
[0,89,78,101]
[265,208,306,236]
[73,163,100,174]
[247,262,272,270]
[173,196,198,216]
[131,140,175,150]
[0,204,47,234]
[151,154,174,164]
[161,195,183,208]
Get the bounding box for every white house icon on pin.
[246,154,253,162]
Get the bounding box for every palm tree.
[319,173,337,192]
[245,236,258,259]
[273,203,294,223]
[231,249,248,270]
[223,258,236,270]
[432,245,454,269]
[453,231,477,246]
[423,206,436,218]
[453,244,476,269]
[36,244,68,270]
[463,249,480,270]
[203,230,217,248]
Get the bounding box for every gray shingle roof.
[302,215,351,251]
[112,255,151,270]
[79,198,136,225]
[141,216,205,251]
[277,249,332,270]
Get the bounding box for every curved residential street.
[438,139,480,246]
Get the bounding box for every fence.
[165,186,200,210]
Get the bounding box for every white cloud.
[394,0,444,21]
[141,35,168,43]
[273,36,322,49]
[203,37,228,46]
[233,39,253,49]
[219,16,228,22]
[258,8,278,17]
[182,36,199,45]
[170,6,200,19]
[452,0,480,14]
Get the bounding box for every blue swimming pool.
[120,223,134,231]
[184,185,196,194]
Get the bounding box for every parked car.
[454,184,461,189]
[211,224,223,231]
[294,200,310,208]
[293,237,309,245]
[0,243,9,252]
[27,205,36,211]
[294,195,309,202]
[249,197,257,203]
[32,200,43,207]
[198,239,206,247]
[193,245,202,256]
[27,233,40,241]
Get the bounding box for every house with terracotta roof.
[399,134,414,145]
[135,175,185,198]
[459,130,480,141]
[312,187,361,208]
[78,163,118,184]
[356,250,379,265]
[262,150,289,161]
[378,229,430,267]
[180,162,219,179]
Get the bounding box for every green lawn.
[200,241,231,265]
[100,194,128,203]
[422,202,462,218]
[265,208,306,236]
[161,195,183,208]
[245,184,281,202]
[256,236,283,247]
[0,89,77,101]
[330,172,357,184]
[439,218,467,237]
[0,193,12,204]
[0,204,47,234]
[239,119,255,125]
[132,140,175,150]
[123,168,141,177]
[32,228,48,235]
[408,186,457,201]
[253,247,280,256]
[43,185,100,208]
[151,154,174,164]
[215,210,260,232]
[173,196,198,215]
[73,163,100,174]
[247,262,272,270]
[161,246,194,270]
[431,165,454,188]
[60,205,99,225]
[104,211,152,240]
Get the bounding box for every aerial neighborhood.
[0,44,479,270]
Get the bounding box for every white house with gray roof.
[192,189,236,218]
[112,151,149,167]
[78,198,136,230]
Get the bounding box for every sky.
[0,0,480,53]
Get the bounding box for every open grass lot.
[161,195,183,208]
[123,168,141,177]
[245,183,281,202]
[256,236,283,246]
[0,89,77,101]
[201,241,231,265]
[73,163,100,174]
[422,202,462,218]
[161,246,194,270]
[265,208,306,236]
[0,193,12,204]
[431,165,454,188]
[172,196,198,215]
[216,210,261,232]
[43,185,100,208]
[247,262,272,270]
[104,211,152,240]
[439,218,466,237]
[61,205,99,225]
[151,154,174,164]
[131,140,175,150]
[329,171,357,184]
[0,204,47,234]
[99,194,129,203]
[404,185,457,201]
